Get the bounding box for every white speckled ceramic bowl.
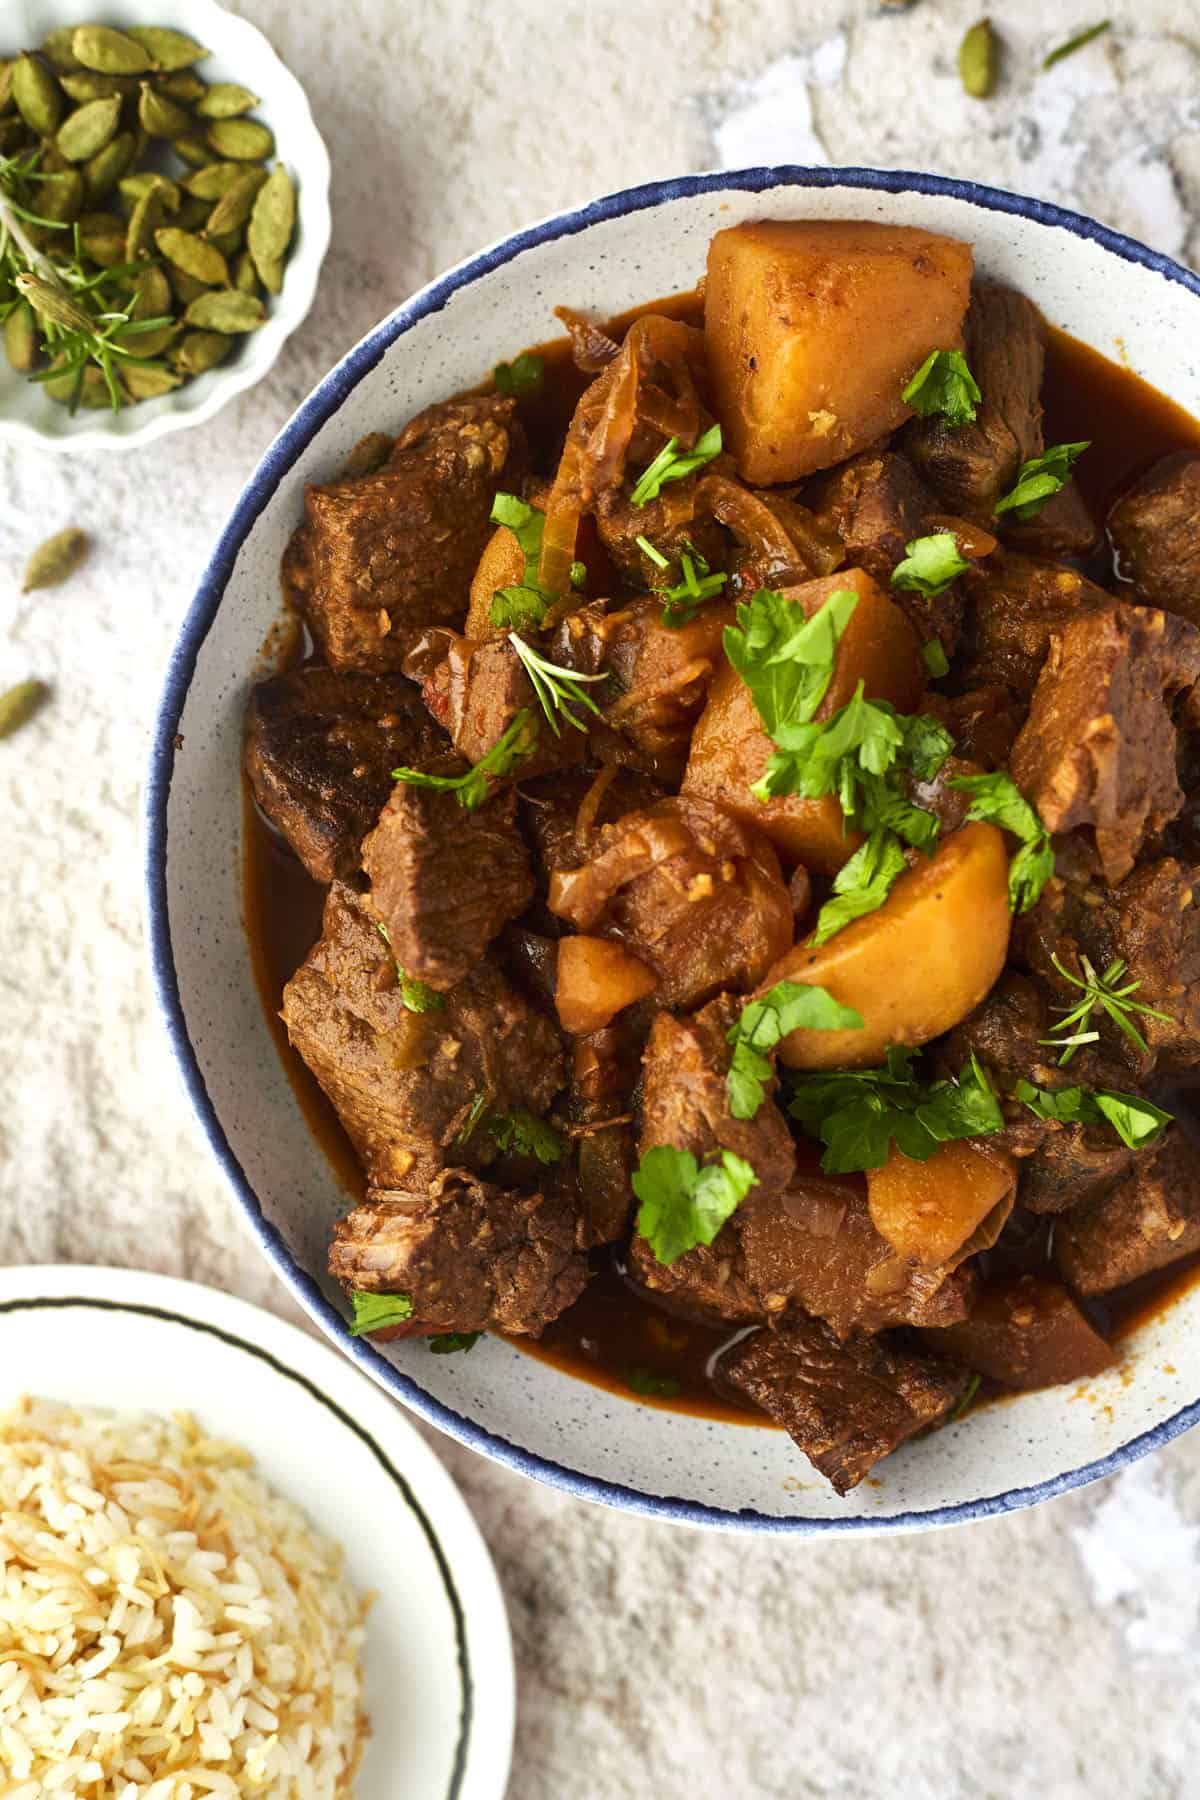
[0,0,331,453]
[147,169,1200,1533]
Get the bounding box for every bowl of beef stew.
[148,168,1200,1532]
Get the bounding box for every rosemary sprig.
[508,633,608,736]
[1039,952,1176,1066]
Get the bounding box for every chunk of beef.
[243,666,448,883]
[560,1008,650,1247]
[520,766,665,889]
[361,776,534,991]
[923,685,1026,771]
[961,552,1111,699]
[594,485,729,592]
[329,1169,588,1336]
[1054,1128,1200,1297]
[1001,483,1099,560]
[923,1274,1114,1389]
[1010,605,1200,885]
[282,396,525,673]
[722,1316,969,1494]
[1069,859,1200,1075]
[1108,451,1200,626]
[547,796,793,1009]
[904,283,1045,517]
[420,632,583,783]
[281,883,565,1186]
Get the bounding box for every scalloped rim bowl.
[0,0,331,454]
[146,167,1200,1534]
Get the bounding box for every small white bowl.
[0,0,331,453]
[147,168,1200,1534]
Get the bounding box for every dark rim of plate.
[144,163,1200,1534]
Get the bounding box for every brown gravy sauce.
[244,296,1200,1421]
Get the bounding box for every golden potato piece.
[705,219,974,484]
[769,822,1012,1068]
[465,480,553,638]
[867,1140,1016,1272]
[555,934,658,1035]
[682,567,926,871]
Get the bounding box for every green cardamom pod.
[183,288,265,333]
[155,226,229,286]
[72,26,156,76]
[183,160,259,200]
[0,61,13,115]
[205,225,244,258]
[173,133,217,167]
[78,364,119,407]
[158,70,206,102]
[247,165,295,295]
[122,361,183,401]
[232,249,259,296]
[36,168,85,227]
[171,328,232,375]
[195,83,260,119]
[131,263,173,319]
[3,300,36,372]
[959,19,998,98]
[125,27,210,71]
[42,356,82,405]
[59,70,130,101]
[125,184,165,261]
[0,680,49,739]
[206,117,273,161]
[138,80,192,138]
[118,170,181,213]
[78,210,128,268]
[15,273,94,334]
[122,317,179,357]
[204,169,264,236]
[174,194,212,231]
[167,264,209,307]
[83,129,137,202]
[41,28,83,72]
[0,117,29,155]
[22,527,89,592]
[12,52,64,136]
[56,94,122,163]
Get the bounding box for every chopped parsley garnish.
[946,1373,982,1424]
[994,442,1090,520]
[922,638,950,678]
[891,532,970,599]
[632,1145,756,1266]
[1013,1078,1172,1151]
[810,828,909,948]
[493,351,545,398]
[630,424,722,508]
[490,586,549,630]
[724,586,859,740]
[725,981,864,1120]
[509,633,608,736]
[947,771,1054,913]
[1043,21,1110,69]
[661,550,728,629]
[393,708,538,810]
[902,350,981,426]
[787,1049,1004,1173]
[429,1331,482,1354]
[349,1290,413,1336]
[1039,953,1177,1067]
[626,1365,682,1399]
[374,922,446,1013]
[636,534,669,570]
[454,1091,491,1146]
[488,1108,565,1164]
[489,492,550,629]
[569,560,588,589]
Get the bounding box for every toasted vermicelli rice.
[0,1398,368,1798]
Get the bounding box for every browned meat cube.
[722,1316,969,1494]
[923,1274,1114,1389]
[547,796,793,1010]
[1071,859,1200,1074]
[1055,1128,1200,1297]
[594,485,729,592]
[923,685,1026,772]
[423,633,584,783]
[561,1011,651,1247]
[1001,483,1099,559]
[1108,452,1200,626]
[904,282,1045,518]
[961,552,1111,698]
[361,778,533,991]
[640,998,797,1187]
[282,396,525,673]
[243,666,447,883]
[281,883,565,1187]
[520,767,665,889]
[1010,605,1200,884]
[329,1169,588,1337]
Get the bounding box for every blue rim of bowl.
[145,163,1200,1534]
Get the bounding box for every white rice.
[0,1397,368,1798]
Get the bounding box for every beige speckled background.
[3,3,1200,1793]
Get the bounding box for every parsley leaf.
[373,921,446,1013]
[349,1290,413,1336]
[429,1331,482,1354]
[635,533,670,571]
[724,586,859,741]
[488,1108,564,1164]
[891,532,970,599]
[632,1146,756,1265]
[569,560,587,589]
[994,442,1090,520]
[489,586,549,629]
[489,492,549,628]
[810,828,909,948]
[660,551,729,628]
[902,350,981,426]
[922,638,950,678]
[725,980,865,1120]
[626,1365,682,1399]
[630,424,722,507]
[393,708,538,810]
[455,1091,491,1146]
[1014,1078,1172,1151]
[948,771,1055,912]
[788,1050,1004,1173]
[493,352,545,398]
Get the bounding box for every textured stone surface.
[2,2,1200,1794]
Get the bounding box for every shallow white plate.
[0,1263,514,1800]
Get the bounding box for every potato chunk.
[706,220,974,484]
[767,822,1012,1068]
[682,567,925,870]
